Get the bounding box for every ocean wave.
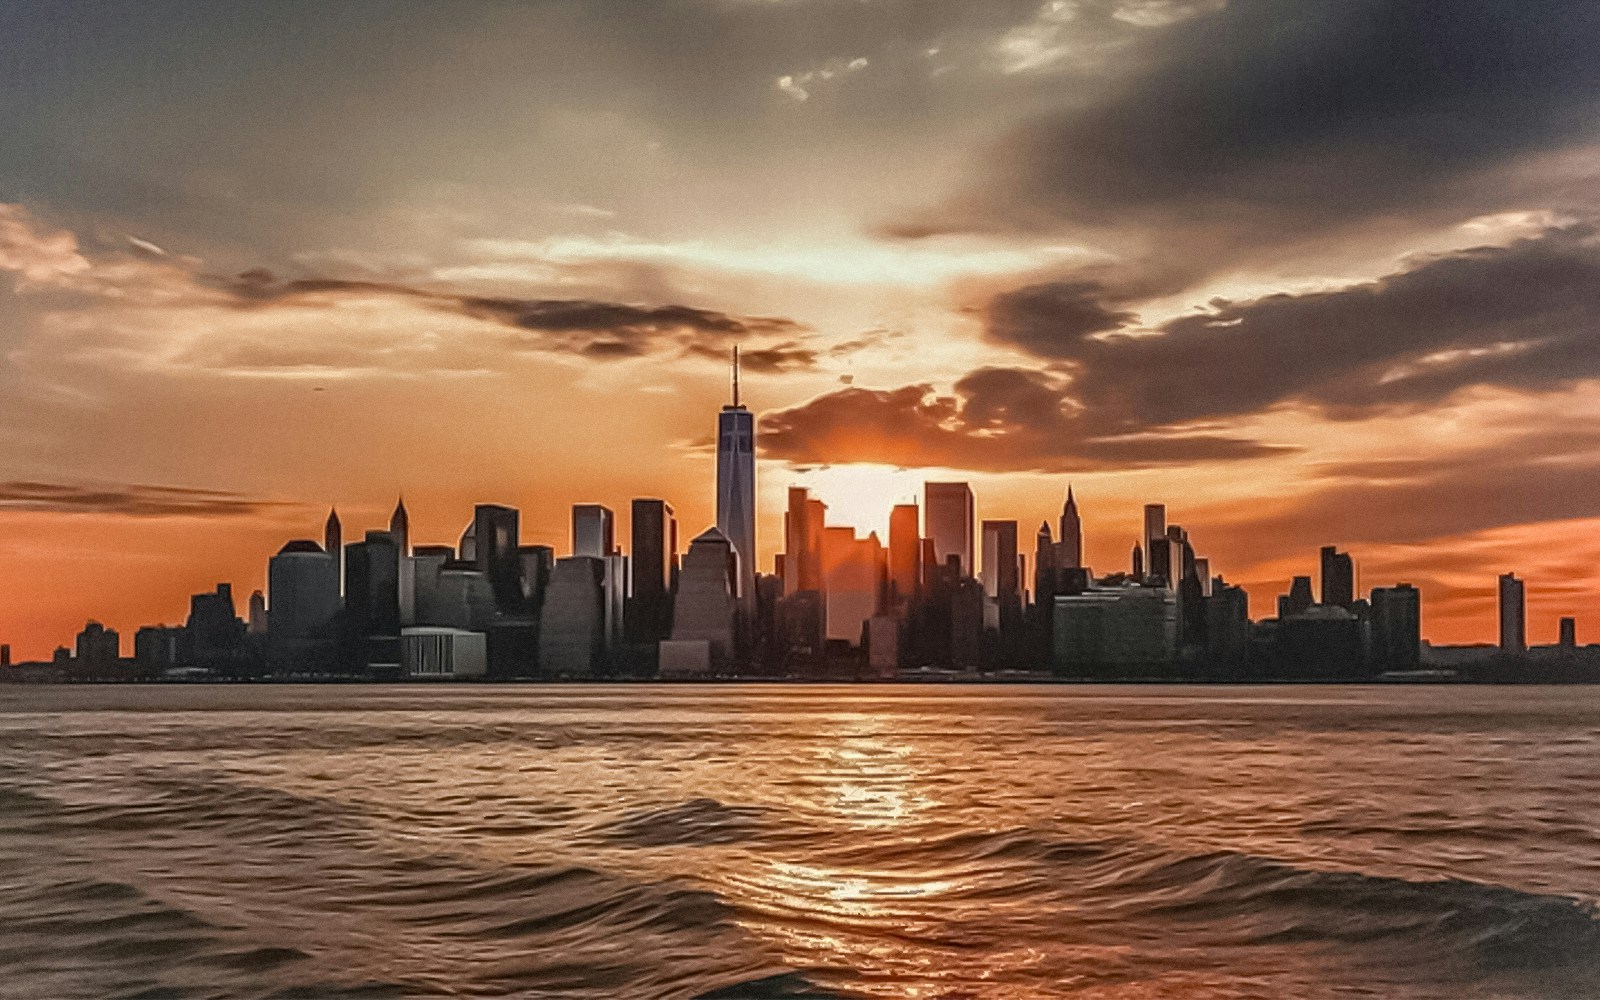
[599,798,769,848]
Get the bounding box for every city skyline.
[6,2,1600,657]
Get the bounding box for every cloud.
[905,0,1600,277]
[0,481,287,517]
[759,366,1289,472]
[1198,426,1600,563]
[774,54,870,101]
[993,224,1600,431]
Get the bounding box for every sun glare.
[792,465,927,539]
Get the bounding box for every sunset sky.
[4,1,1600,657]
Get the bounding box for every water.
[1,684,1597,999]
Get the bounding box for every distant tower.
[247,590,268,634]
[1320,545,1354,609]
[1498,573,1526,653]
[716,347,756,625]
[324,507,343,595]
[389,497,410,557]
[1143,504,1167,581]
[1058,485,1082,569]
[1131,542,1144,579]
[1033,522,1056,613]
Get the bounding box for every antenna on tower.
[732,345,741,408]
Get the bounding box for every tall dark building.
[1143,504,1167,582]
[325,507,343,594]
[1370,583,1421,671]
[1131,542,1144,579]
[346,531,401,673]
[1560,616,1577,649]
[268,539,340,671]
[389,498,410,556]
[1320,545,1354,609]
[1058,486,1082,569]
[1498,572,1526,653]
[186,583,246,670]
[474,504,522,615]
[629,498,676,644]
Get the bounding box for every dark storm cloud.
[216,271,806,361]
[900,0,1600,263]
[759,366,1288,472]
[1017,225,1600,430]
[0,482,285,517]
[983,280,1138,352]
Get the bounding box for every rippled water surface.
[2,684,1598,999]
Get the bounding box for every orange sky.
[4,3,1600,659]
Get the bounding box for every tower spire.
[732,345,741,409]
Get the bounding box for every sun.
[789,464,927,539]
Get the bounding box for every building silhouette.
[473,504,522,615]
[1560,616,1577,649]
[538,556,606,676]
[716,349,757,626]
[1143,504,1167,582]
[1058,486,1082,569]
[345,531,401,674]
[1370,583,1421,671]
[1320,545,1354,609]
[325,507,343,595]
[267,539,340,671]
[628,499,676,646]
[1498,572,1526,652]
[572,503,615,558]
[666,526,739,675]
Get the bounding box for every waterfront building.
[670,527,738,671]
[1370,583,1422,671]
[401,626,487,679]
[629,499,676,644]
[1054,584,1178,677]
[1498,572,1526,653]
[538,556,606,676]
[267,539,340,668]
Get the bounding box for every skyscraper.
[629,499,676,644]
[981,519,1021,642]
[1058,486,1082,569]
[1370,583,1421,671]
[1320,545,1354,609]
[887,503,921,605]
[572,503,615,558]
[925,481,974,578]
[1498,572,1526,653]
[716,348,756,619]
[473,504,521,615]
[345,531,401,673]
[538,556,606,676]
[670,526,739,669]
[391,497,413,625]
[389,497,410,556]
[1143,504,1167,582]
[268,539,340,669]
[325,507,343,595]
[783,487,826,596]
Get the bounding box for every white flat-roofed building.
[401,626,487,679]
